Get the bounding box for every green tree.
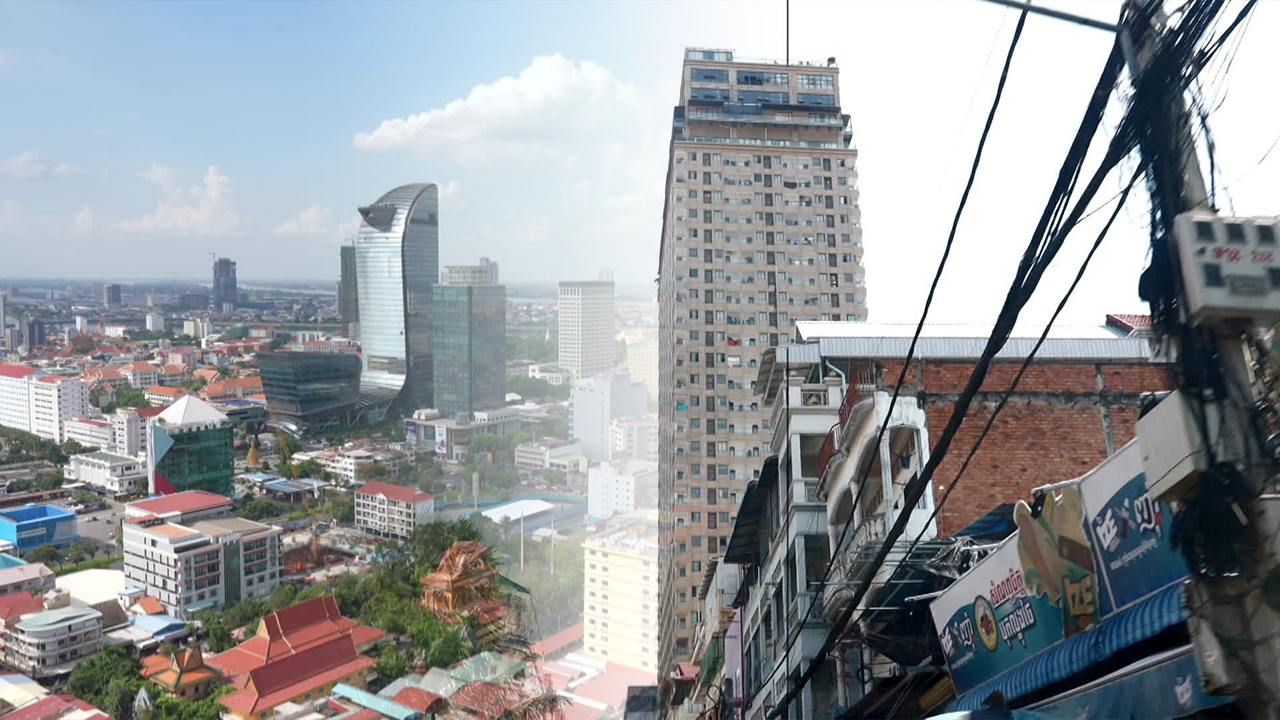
[104,387,149,413]
[39,471,64,491]
[506,375,569,402]
[69,647,144,720]
[28,543,64,568]
[370,646,411,693]
[270,583,298,610]
[535,418,569,439]
[291,459,323,479]
[330,495,354,523]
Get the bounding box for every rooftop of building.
[0,592,45,623]
[68,416,110,428]
[189,517,276,538]
[55,569,129,607]
[0,363,39,379]
[354,480,433,504]
[143,385,187,396]
[14,605,101,632]
[2,694,112,720]
[154,394,228,427]
[218,635,375,717]
[72,450,142,465]
[0,504,75,524]
[584,510,661,555]
[683,47,838,69]
[0,562,53,585]
[479,499,555,524]
[127,490,232,517]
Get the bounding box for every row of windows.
[690,68,835,88]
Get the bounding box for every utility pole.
[1120,2,1280,717]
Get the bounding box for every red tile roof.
[0,591,44,622]
[391,687,445,713]
[529,622,583,659]
[206,596,385,685]
[0,363,38,379]
[1105,313,1153,331]
[124,361,158,373]
[3,695,114,720]
[145,385,187,396]
[135,406,167,419]
[218,635,375,717]
[355,480,433,505]
[128,490,232,517]
[134,595,165,615]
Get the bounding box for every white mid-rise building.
[63,416,113,449]
[353,480,436,541]
[0,363,38,434]
[120,361,159,389]
[514,438,587,473]
[64,451,146,496]
[74,316,91,335]
[610,414,659,463]
[588,461,659,518]
[122,491,281,619]
[2,604,103,678]
[527,364,571,386]
[110,406,160,458]
[558,279,615,380]
[145,313,166,333]
[569,370,649,462]
[28,375,89,442]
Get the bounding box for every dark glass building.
[339,245,359,334]
[212,257,237,310]
[431,284,506,417]
[259,351,361,424]
[355,184,438,419]
[147,396,234,496]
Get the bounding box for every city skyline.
[4,1,1277,327]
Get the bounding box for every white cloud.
[438,181,466,211]
[353,54,642,159]
[274,205,334,236]
[70,205,95,233]
[0,151,88,180]
[116,164,240,235]
[95,129,113,138]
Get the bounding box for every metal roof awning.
[723,456,778,564]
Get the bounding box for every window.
[797,73,834,89]
[691,87,731,101]
[797,93,836,107]
[691,68,729,83]
[738,90,789,104]
[738,71,788,86]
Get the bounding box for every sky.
[0,0,1277,326]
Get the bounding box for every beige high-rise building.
[657,48,866,672]
[558,279,615,379]
[582,510,661,674]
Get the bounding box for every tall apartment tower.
[102,283,122,308]
[656,49,866,672]
[558,278,615,379]
[212,257,237,310]
[339,244,360,335]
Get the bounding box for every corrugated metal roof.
[772,334,1155,363]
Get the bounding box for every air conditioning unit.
[1136,389,1224,501]
[1173,211,1280,327]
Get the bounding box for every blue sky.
[2,1,1277,326]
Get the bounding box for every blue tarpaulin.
[1030,647,1233,719]
[951,582,1188,712]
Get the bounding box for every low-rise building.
[144,647,223,700]
[0,559,55,598]
[291,444,410,485]
[157,363,188,386]
[64,450,146,496]
[120,361,160,389]
[2,695,112,720]
[63,415,113,449]
[144,385,188,407]
[80,366,128,389]
[123,492,280,618]
[403,407,523,461]
[528,363,571,385]
[2,605,103,678]
[0,506,78,557]
[587,461,659,519]
[218,635,376,720]
[582,510,661,672]
[200,376,263,402]
[354,480,435,541]
[515,438,587,473]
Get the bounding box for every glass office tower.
[259,351,361,424]
[431,284,506,417]
[355,183,439,419]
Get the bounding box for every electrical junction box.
[1136,389,1222,502]
[1174,211,1280,327]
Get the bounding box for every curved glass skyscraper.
[355,183,439,418]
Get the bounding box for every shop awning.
[1028,645,1233,719]
[951,581,1188,712]
[723,456,778,564]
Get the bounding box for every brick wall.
[876,359,1176,535]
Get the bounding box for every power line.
[747,6,1032,707]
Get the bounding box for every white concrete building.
[144,386,187,407]
[120,361,159,389]
[2,604,103,678]
[110,406,159,458]
[353,480,435,541]
[569,370,649,462]
[63,416,113,449]
[74,316,91,335]
[588,461,659,518]
[145,313,165,333]
[64,451,145,496]
[527,364,571,386]
[28,375,89,443]
[0,363,37,434]
[182,317,213,340]
[558,279,615,380]
[103,324,131,339]
[514,438,587,473]
[609,414,659,463]
[122,492,281,619]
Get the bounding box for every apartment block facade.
[582,510,661,673]
[2,605,103,678]
[558,280,615,380]
[656,48,866,672]
[29,375,90,443]
[353,480,435,541]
